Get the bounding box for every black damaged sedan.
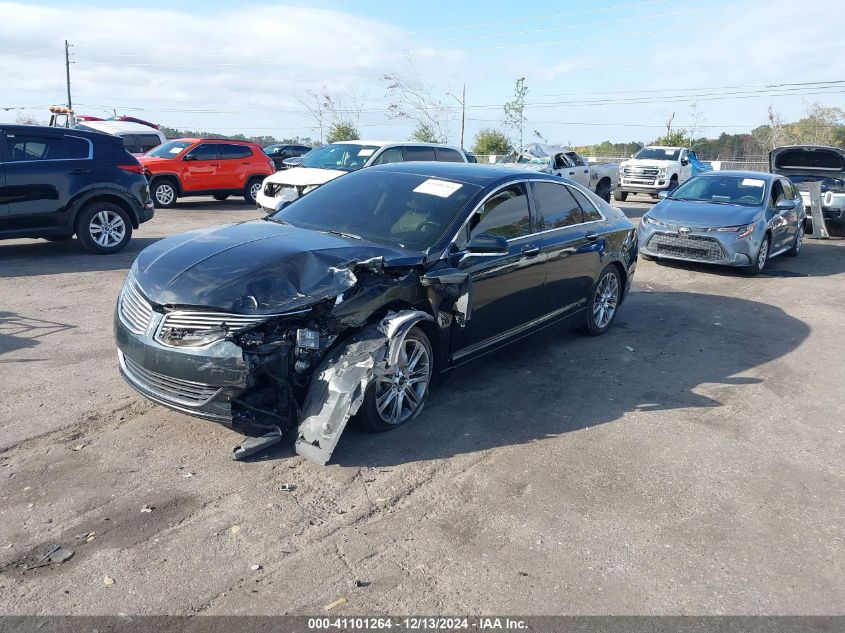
[114,163,637,464]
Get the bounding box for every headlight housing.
[658,167,668,177]
[641,214,666,227]
[714,224,754,238]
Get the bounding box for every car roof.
[76,120,162,135]
[0,123,122,142]
[366,161,566,186]
[170,137,261,146]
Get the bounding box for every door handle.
[522,245,541,257]
[68,168,90,175]
[585,231,599,242]
[568,171,575,175]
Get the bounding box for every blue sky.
[1,0,843,150]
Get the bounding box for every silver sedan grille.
[118,281,154,334]
[121,353,220,406]
[648,232,725,262]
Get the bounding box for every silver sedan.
[638,171,806,275]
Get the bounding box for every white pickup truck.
[498,143,619,202]
[614,146,709,201]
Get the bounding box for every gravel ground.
[0,195,843,615]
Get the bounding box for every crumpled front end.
[114,250,473,465]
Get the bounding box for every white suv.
[255,141,467,213]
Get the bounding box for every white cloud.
[0,0,843,146]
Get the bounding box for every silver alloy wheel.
[795,226,803,253]
[757,239,769,271]
[249,181,262,200]
[374,337,431,425]
[592,271,619,329]
[88,209,126,248]
[155,183,175,206]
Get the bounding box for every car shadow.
[167,198,260,212]
[0,238,162,278]
[0,310,76,360]
[329,289,810,467]
[646,238,845,278]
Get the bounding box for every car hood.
[649,199,762,227]
[138,155,177,167]
[263,167,347,187]
[770,146,845,176]
[131,220,424,313]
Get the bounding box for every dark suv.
[0,125,154,254]
[264,144,312,170]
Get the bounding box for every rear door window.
[569,186,604,222]
[435,148,464,162]
[5,133,89,161]
[532,181,584,230]
[218,144,253,160]
[121,135,140,154]
[403,146,437,162]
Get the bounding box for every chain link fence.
[472,154,770,173]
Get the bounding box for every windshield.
[146,140,191,158]
[669,175,767,206]
[269,170,481,251]
[787,174,845,192]
[300,143,380,171]
[635,147,682,161]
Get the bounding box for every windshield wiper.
[325,229,362,240]
[262,215,285,224]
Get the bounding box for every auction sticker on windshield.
[358,149,375,157]
[413,179,463,198]
[741,178,765,187]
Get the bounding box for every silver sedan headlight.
[641,214,666,227]
[712,224,754,238]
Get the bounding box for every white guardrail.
[474,154,769,173]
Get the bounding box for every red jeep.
[139,138,275,208]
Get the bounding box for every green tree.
[326,121,359,143]
[503,77,528,153]
[472,127,512,156]
[652,129,689,147]
[410,122,439,143]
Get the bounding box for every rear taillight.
[118,164,145,174]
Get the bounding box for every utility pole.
[65,40,73,111]
[446,84,466,149]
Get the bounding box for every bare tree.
[298,88,328,144]
[298,87,364,145]
[685,103,706,148]
[503,77,528,153]
[383,59,450,144]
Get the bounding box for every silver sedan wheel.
[155,183,175,206]
[794,226,803,253]
[88,210,126,248]
[757,238,769,271]
[374,337,431,425]
[592,271,619,329]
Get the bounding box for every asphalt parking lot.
[1,196,843,615]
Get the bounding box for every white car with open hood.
[255,140,467,213]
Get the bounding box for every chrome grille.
[624,166,660,177]
[648,232,725,262]
[155,311,270,346]
[121,353,219,406]
[119,281,153,334]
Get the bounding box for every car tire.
[151,179,177,208]
[213,194,229,201]
[43,235,72,242]
[244,177,263,205]
[75,203,133,254]
[744,235,770,276]
[667,176,679,192]
[786,225,803,257]
[584,265,622,336]
[595,180,611,203]
[357,326,433,433]
[613,190,628,202]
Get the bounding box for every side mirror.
[657,190,670,199]
[776,198,797,210]
[630,154,635,159]
[465,233,509,255]
[681,158,690,166]
[182,153,196,161]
